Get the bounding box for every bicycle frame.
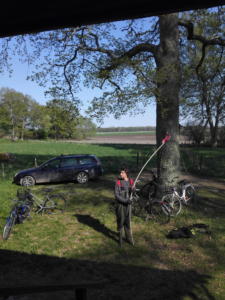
[180,183,195,205]
[28,191,55,214]
[2,200,31,240]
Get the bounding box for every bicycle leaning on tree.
[131,172,175,224]
[131,171,196,223]
[161,178,196,216]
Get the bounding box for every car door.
[77,156,97,178]
[58,157,79,181]
[39,158,61,183]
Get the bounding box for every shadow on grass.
[194,188,225,218]
[74,214,118,243]
[0,249,215,300]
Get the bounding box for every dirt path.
[180,174,225,190]
[139,171,225,191]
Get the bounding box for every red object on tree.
[162,135,171,144]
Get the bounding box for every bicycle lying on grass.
[2,197,32,240]
[21,188,67,214]
[2,188,67,240]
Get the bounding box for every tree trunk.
[155,14,181,194]
[10,105,16,141]
[20,119,25,141]
[209,123,218,147]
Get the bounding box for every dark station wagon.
[13,154,103,186]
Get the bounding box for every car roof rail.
[59,154,92,157]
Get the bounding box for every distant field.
[96,131,155,136]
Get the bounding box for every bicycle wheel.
[132,193,149,220]
[132,193,142,216]
[149,200,170,224]
[17,204,32,223]
[184,185,196,205]
[48,194,67,213]
[2,211,16,240]
[140,182,156,200]
[161,193,182,216]
[42,198,56,214]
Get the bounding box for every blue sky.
[0,56,156,128]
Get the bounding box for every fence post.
[1,162,5,178]
[137,152,139,168]
[199,154,203,171]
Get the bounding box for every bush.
[35,129,48,139]
[182,122,207,145]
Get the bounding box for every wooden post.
[1,162,5,178]
[136,152,139,168]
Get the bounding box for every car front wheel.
[20,176,35,186]
[76,172,88,184]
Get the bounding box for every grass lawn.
[0,140,225,299]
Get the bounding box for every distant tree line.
[0,88,96,140]
[180,123,225,146]
[97,126,155,133]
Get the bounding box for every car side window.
[79,157,95,165]
[45,159,60,169]
[60,158,78,167]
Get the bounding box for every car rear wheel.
[76,172,88,184]
[20,176,35,186]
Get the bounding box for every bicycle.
[161,179,196,216]
[132,170,176,220]
[132,171,191,222]
[131,188,172,224]
[177,180,196,206]
[147,198,171,224]
[22,187,67,214]
[131,190,150,220]
[2,197,32,240]
[2,188,67,240]
[137,170,157,199]
[132,170,196,223]
[131,176,169,224]
[131,170,157,210]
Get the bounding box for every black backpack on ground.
[166,223,211,239]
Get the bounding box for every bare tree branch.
[178,20,225,74]
[63,48,79,100]
[100,43,158,74]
